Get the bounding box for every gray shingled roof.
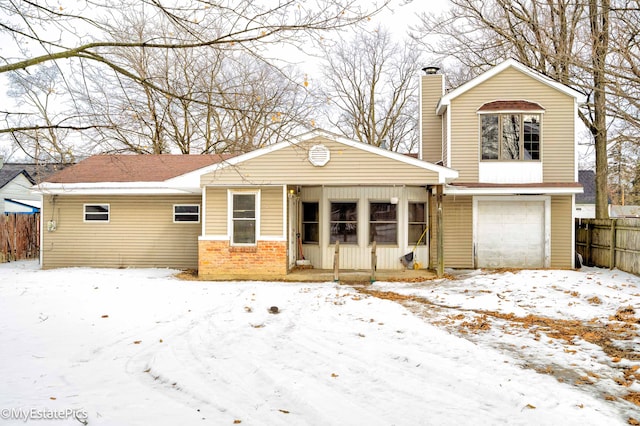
[0,165,35,189]
[577,170,596,204]
[1,162,72,189]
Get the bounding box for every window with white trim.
[302,202,319,244]
[232,193,256,244]
[174,204,200,223]
[84,204,110,222]
[369,202,397,244]
[481,113,541,160]
[330,202,357,244]
[408,202,427,245]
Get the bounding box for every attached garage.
[474,196,550,268]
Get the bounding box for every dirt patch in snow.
[357,287,640,419]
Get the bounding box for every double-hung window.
[481,113,541,160]
[232,193,256,244]
[369,202,397,244]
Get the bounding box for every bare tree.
[74,37,316,155]
[0,0,389,154]
[588,0,611,218]
[205,55,318,153]
[413,0,619,218]
[320,25,422,152]
[5,65,76,163]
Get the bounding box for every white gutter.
[32,181,201,195]
[445,185,583,196]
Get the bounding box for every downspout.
[436,184,444,278]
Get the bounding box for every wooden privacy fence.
[0,213,40,263]
[575,218,640,276]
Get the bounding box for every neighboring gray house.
[575,170,597,219]
[0,157,69,213]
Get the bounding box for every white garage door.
[476,200,545,268]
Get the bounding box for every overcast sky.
[0,0,453,161]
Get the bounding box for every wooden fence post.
[370,241,377,283]
[610,219,617,270]
[333,241,340,282]
[585,221,592,266]
[0,213,41,263]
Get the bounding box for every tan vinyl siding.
[42,195,201,269]
[442,111,448,167]
[205,187,227,235]
[260,186,284,236]
[442,195,473,268]
[201,138,443,186]
[550,195,574,268]
[204,186,283,239]
[205,188,227,235]
[450,67,576,182]
[421,74,444,163]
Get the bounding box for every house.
[35,139,456,276]
[35,59,584,277]
[422,59,584,269]
[35,154,233,270]
[1,157,40,214]
[0,157,69,214]
[0,161,36,214]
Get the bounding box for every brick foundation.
[198,240,288,280]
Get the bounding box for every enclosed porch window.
[330,202,358,244]
[408,202,427,245]
[369,202,397,244]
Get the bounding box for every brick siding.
[198,240,287,279]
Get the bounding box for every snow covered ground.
[0,261,638,425]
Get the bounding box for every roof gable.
[437,59,586,114]
[0,167,35,189]
[195,130,458,186]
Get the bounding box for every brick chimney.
[420,67,444,163]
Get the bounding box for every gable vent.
[308,144,331,167]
